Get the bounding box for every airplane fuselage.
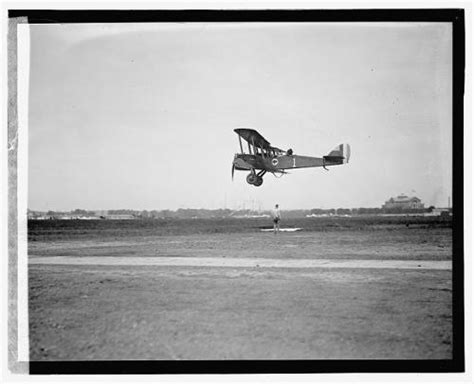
[233,153,340,172]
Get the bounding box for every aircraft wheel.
[246,173,257,185]
[254,176,263,187]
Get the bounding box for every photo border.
[7,7,465,375]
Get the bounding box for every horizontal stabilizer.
[324,144,351,164]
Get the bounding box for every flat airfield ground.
[28,218,453,360]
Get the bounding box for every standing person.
[272,204,281,234]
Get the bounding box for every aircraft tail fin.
[324,144,351,164]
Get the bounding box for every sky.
[27,22,452,211]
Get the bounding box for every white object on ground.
[260,228,302,232]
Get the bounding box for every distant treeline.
[28,206,439,220]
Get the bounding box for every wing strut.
[238,135,244,153]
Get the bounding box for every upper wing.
[234,128,284,153]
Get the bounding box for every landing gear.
[246,170,265,187]
[246,173,258,185]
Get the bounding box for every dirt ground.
[28,228,453,360]
[29,228,452,260]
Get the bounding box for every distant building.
[432,208,452,217]
[382,194,424,210]
[104,214,135,220]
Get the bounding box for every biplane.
[232,128,351,186]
